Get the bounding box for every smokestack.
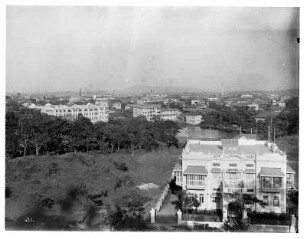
[268,125,271,142]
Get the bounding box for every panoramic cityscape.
[5,6,299,233]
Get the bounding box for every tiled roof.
[239,134,256,140]
[188,143,273,155]
[244,169,256,174]
[260,167,285,177]
[286,165,295,174]
[211,168,222,173]
[226,168,240,173]
[173,162,182,171]
[184,166,208,175]
[133,104,162,109]
[221,139,238,148]
[210,193,222,198]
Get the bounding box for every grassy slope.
[6,148,180,223]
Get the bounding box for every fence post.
[150,208,156,224]
[223,209,227,222]
[177,209,182,224]
[290,214,297,233]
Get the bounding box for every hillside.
[5,148,180,230]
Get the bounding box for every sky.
[6,6,299,93]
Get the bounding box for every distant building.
[247,103,259,111]
[38,102,109,123]
[132,104,162,121]
[186,114,202,125]
[124,104,134,110]
[254,111,280,123]
[172,136,295,217]
[241,94,253,98]
[160,108,181,122]
[112,102,122,110]
[277,101,286,109]
[208,97,219,102]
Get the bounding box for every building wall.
[132,105,161,121]
[178,139,288,214]
[40,102,109,123]
[186,115,202,125]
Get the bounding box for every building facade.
[160,108,181,122]
[39,102,109,123]
[186,114,202,125]
[173,136,295,218]
[132,104,162,121]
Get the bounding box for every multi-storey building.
[160,108,181,122]
[173,135,295,219]
[186,114,202,125]
[132,104,162,121]
[39,102,109,123]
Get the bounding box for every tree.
[176,190,201,214]
[29,113,51,156]
[17,114,33,156]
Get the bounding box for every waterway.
[177,125,239,142]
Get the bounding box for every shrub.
[41,197,55,209]
[5,186,12,198]
[114,162,128,171]
[114,178,123,189]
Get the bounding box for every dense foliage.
[6,102,180,158]
[200,97,299,139]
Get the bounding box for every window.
[229,164,237,167]
[175,171,182,183]
[263,196,269,205]
[273,196,280,207]
[213,163,220,166]
[187,174,205,186]
[213,188,220,191]
[246,164,254,167]
[261,177,282,189]
[247,189,254,193]
[212,197,221,203]
[199,194,204,203]
[273,178,282,188]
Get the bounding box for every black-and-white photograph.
[5,5,299,233]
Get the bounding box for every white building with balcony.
[186,114,202,125]
[132,104,162,121]
[173,136,295,217]
[38,102,109,123]
[160,108,181,122]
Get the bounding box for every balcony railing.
[261,183,282,192]
[186,181,206,189]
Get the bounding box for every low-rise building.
[160,108,181,121]
[172,136,295,219]
[38,102,109,123]
[112,102,122,110]
[247,103,259,111]
[132,104,162,121]
[186,114,202,125]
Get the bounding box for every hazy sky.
[6,6,299,93]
